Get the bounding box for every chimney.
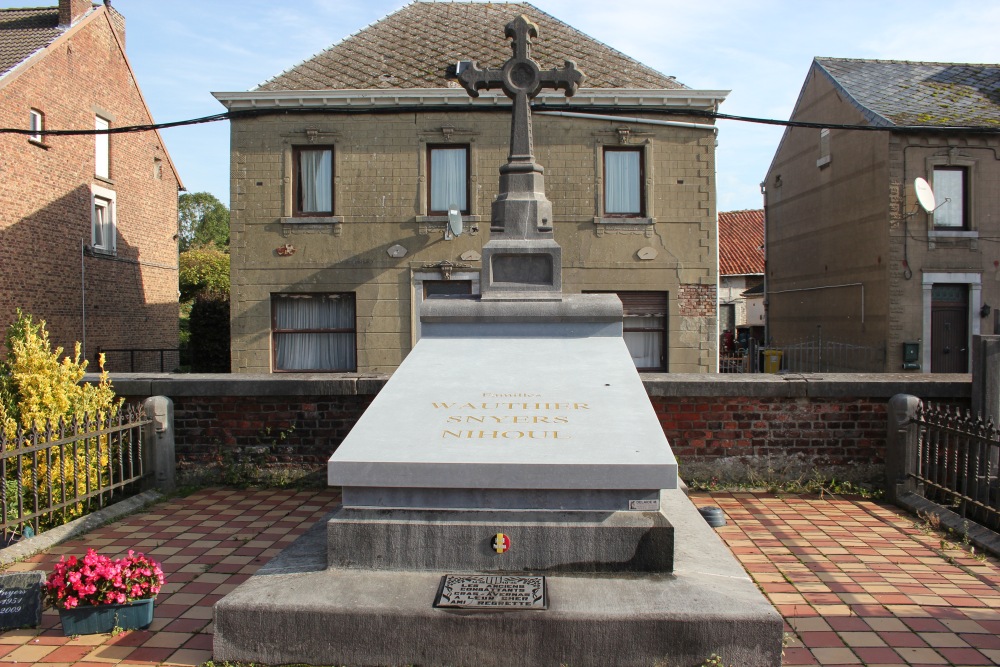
[58,0,91,27]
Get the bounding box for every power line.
[2,106,998,137]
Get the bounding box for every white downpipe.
[535,110,718,132]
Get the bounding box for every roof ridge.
[817,56,1000,68]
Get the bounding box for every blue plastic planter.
[58,598,153,636]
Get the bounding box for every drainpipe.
[80,239,87,360]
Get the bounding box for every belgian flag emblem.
[491,532,511,554]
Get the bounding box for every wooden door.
[931,284,969,373]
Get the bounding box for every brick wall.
[106,373,969,484]
[0,5,179,362]
[678,283,717,318]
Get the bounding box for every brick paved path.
[0,488,996,666]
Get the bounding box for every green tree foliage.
[179,246,230,302]
[189,291,231,372]
[178,191,229,251]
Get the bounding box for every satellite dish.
[446,205,463,239]
[914,177,936,213]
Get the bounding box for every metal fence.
[98,349,180,373]
[0,405,150,543]
[911,403,1000,533]
[767,337,886,373]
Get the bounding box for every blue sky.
[54,0,1000,211]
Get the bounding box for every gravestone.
[214,16,782,667]
[0,572,44,631]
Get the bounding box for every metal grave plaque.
[434,574,547,610]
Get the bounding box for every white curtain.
[300,150,333,213]
[624,316,661,368]
[933,168,964,228]
[430,147,467,212]
[605,150,640,214]
[274,295,355,370]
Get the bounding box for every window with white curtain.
[932,167,967,229]
[272,294,356,371]
[91,184,116,254]
[604,147,644,216]
[294,146,334,216]
[95,116,110,179]
[428,145,469,214]
[584,291,667,371]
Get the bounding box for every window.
[153,157,162,180]
[91,185,116,254]
[603,147,644,217]
[816,128,831,168]
[95,116,110,179]
[428,145,469,215]
[585,291,667,371]
[932,166,968,229]
[294,146,334,216]
[424,280,473,298]
[29,109,43,143]
[272,293,356,371]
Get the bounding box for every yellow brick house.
[214,2,727,374]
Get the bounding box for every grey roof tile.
[816,57,1000,127]
[258,1,685,92]
[0,7,61,78]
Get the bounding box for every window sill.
[595,217,655,225]
[88,246,116,257]
[416,215,482,223]
[928,229,977,239]
[816,156,831,168]
[28,138,48,149]
[94,175,115,187]
[280,216,343,237]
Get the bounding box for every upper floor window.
[932,166,968,229]
[95,116,110,179]
[428,145,469,215]
[29,109,44,143]
[91,185,116,254]
[294,146,334,216]
[604,147,645,217]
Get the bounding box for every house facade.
[215,2,727,374]
[0,0,182,370]
[718,209,764,351]
[765,58,1000,373]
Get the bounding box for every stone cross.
[456,15,584,173]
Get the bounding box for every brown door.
[931,284,969,373]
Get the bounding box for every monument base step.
[214,488,782,667]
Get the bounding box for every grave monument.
[214,16,782,667]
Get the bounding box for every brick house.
[0,0,182,370]
[765,58,1000,373]
[214,2,727,374]
[718,209,764,354]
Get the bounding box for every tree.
[179,246,230,302]
[178,192,229,251]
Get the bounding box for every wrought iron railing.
[911,403,1000,533]
[0,405,150,543]
[97,348,180,373]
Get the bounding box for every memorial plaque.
[0,572,44,631]
[434,574,546,610]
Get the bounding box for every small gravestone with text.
[0,572,44,631]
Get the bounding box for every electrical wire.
[1,105,998,137]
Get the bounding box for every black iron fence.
[0,405,150,543]
[98,349,180,373]
[911,403,1000,533]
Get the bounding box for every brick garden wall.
[104,373,970,485]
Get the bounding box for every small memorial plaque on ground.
[0,572,44,630]
[435,574,546,610]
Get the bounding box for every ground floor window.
[272,293,356,371]
[585,291,668,371]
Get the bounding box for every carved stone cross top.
[457,15,584,168]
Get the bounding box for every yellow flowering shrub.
[0,311,123,529]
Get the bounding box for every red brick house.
[0,0,182,370]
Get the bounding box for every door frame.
[922,272,980,373]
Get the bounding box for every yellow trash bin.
[763,350,783,374]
